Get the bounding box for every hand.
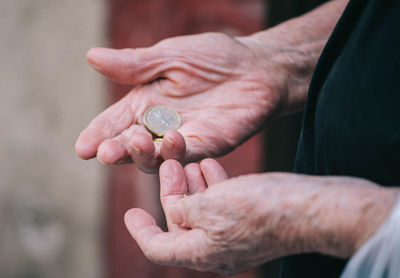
[124,159,398,274]
[75,32,287,172]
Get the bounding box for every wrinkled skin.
[75,33,288,172]
[73,1,400,274]
[125,159,398,275]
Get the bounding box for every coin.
[143,105,181,137]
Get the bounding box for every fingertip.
[160,159,182,171]
[161,130,186,161]
[200,158,228,185]
[129,133,154,160]
[165,129,185,147]
[184,163,207,193]
[160,159,184,178]
[130,133,155,154]
[75,129,103,160]
[97,139,127,165]
[159,159,186,197]
[124,208,154,230]
[75,140,93,160]
[200,158,219,167]
[128,133,160,172]
[184,163,201,174]
[124,208,160,242]
[200,158,227,174]
[86,47,110,68]
[124,208,141,228]
[86,47,97,61]
[87,47,141,84]
[87,48,102,70]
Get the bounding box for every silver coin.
[143,105,181,137]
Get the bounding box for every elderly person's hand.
[75,32,302,172]
[124,159,398,275]
[75,0,350,173]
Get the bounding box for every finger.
[184,163,207,194]
[97,125,155,168]
[129,133,158,173]
[124,208,207,266]
[159,160,188,231]
[96,138,132,165]
[176,123,224,163]
[160,129,186,161]
[75,92,135,160]
[87,47,173,85]
[200,158,229,186]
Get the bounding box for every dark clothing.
[283,0,400,277]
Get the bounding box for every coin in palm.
[143,105,181,137]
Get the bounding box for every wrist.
[236,32,323,117]
[235,0,347,117]
[300,178,399,258]
[351,188,400,254]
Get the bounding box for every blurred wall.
[0,1,106,277]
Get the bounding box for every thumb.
[87,47,171,85]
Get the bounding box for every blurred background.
[0,0,326,277]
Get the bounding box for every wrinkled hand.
[125,159,301,275]
[125,159,398,274]
[75,33,284,172]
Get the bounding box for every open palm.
[75,33,282,172]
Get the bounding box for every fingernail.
[132,145,142,155]
[165,137,174,150]
[86,48,104,69]
[97,145,109,165]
